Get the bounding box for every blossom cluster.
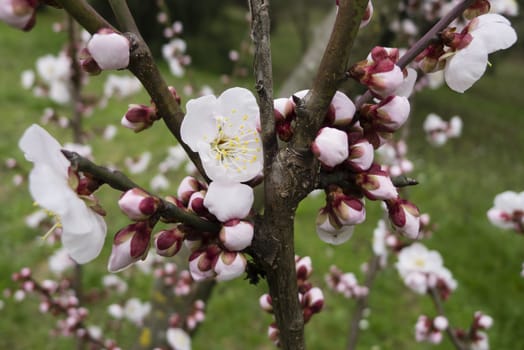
[487,190,524,233]
[259,256,324,347]
[324,265,368,299]
[395,243,457,299]
[414,314,449,344]
[423,113,463,146]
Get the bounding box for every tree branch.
[53,0,115,34]
[291,0,368,150]
[429,287,466,350]
[249,0,277,169]
[108,0,141,36]
[61,150,219,233]
[347,255,381,350]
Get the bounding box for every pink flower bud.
[273,98,294,122]
[333,194,366,226]
[118,188,160,221]
[312,127,349,168]
[295,256,313,280]
[87,29,130,70]
[259,293,273,313]
[316,215,354,245]
[433,316,448,331]
[213,251,247,281]
[108,222,152,272]
[267,323,280,346]
[177,176,203,205]
[0,0,37,31]
[387,198,421,239]
[356,164,398,200]
[372,95,411,132]
[347,139,374,172]
[219,220,254,251]
[188,191,209,217]
[121,104,158,132]
[188,246,220,281]
[304,287,324,314]
[203,181,253,222]
[154,227,185,257]
[329,91,356,127]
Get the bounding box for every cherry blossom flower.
[19,124,107,264]
[444,14,517,93]
[180,87,262,183]
[487,190,524,232]
[123,298,151,326]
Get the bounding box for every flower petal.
[180,94,218,152]
[217,87,260,131]
[203,181,253,222]
[444,39,488,93]
[473,14,517,53]
[62,212,107,264]
[28,164,75,216]
[19,124,69,172]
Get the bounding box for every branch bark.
[429,287,466,350]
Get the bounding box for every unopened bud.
[213,251,247,281]
[386,198,421,239]
[121,104,158,132]
[108,221,152,272]
[219,219,254,251]
[86,29,130,70]
[118,188,160,221]
[154,226,185,257]
[312,127,349,168]
[356,164,398,200]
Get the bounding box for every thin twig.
[53,0,115,34]
[429,287,466,350]
[108,0,142,38]
[347,255,381,350]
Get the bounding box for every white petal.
[394,68,418,97]
[180,94,218,151]
[217,87,260,130]
[316,225,354,245]
[19,124,69,172]
[494,191,524,212]
[444,40,488,93]
[203,181,254,222]
[62,212,107,264]
[28,164,75,216]
[473,14,517,53]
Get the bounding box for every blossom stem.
[108,0,141,37]
[355,0,477,110]
[429,287,466,350]
[61,150,219,233]
[347,255,381,350]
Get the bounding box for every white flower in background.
[107,303,124,319]
[20,69,35,89]
[63,143,93,159]
[199,85,214,96]
[18,124,107,264]
[444,14,517,93]
[48,81,71,105]
[423,113,462,146]
[125,151,151,174]
[181,87,262,183]
[487,191,524,231]
[158,145,188,173]
[36,54,71,84]
[103,124,118,140]
[150,173,170,191]
[489,0,518,16]
[24,209,48,229]
[103,74,142,100]
[102,274,128,294]
[48,247,75,275]
[166,328,191,350]
[123,298,151,326]
[162,38,187,77]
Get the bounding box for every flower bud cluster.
[455,311,493,350]
[168,300,206,331]
[414,315,448,344]
[11,267,118,348]
[260,256,325,345]
[423,113,462,146]
[325,265,369,299]
[80,28,130,74]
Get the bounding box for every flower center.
[209,115,261,173]
[36,205,62,240]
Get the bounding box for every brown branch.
[291,0,369,150]
[249,0,277,169]
[53,0,115,34]
[347,255,381,350]
[61,150,219,233]
[108,0,141,36]
[355,0,477,109]
[429,287,466,350]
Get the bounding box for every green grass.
[1,7,524,350]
